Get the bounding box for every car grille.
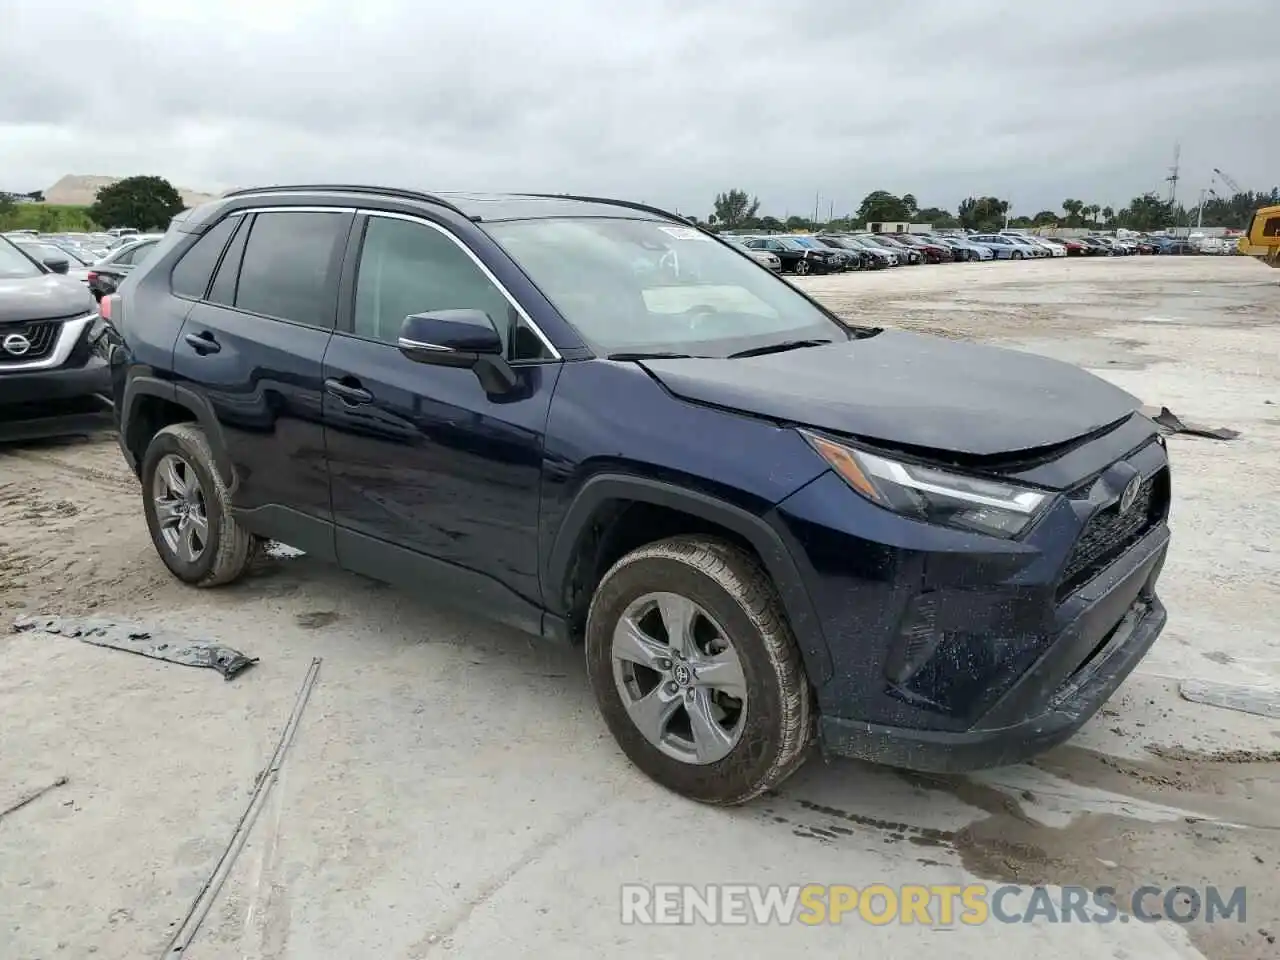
[1057,467,1169,600]
[0,320,61,364]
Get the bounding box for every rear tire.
[585,537,813,805]
[141,423,258,587]
[1012,250,1023,260]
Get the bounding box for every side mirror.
[397,309,518,395]
[44,257,70,275]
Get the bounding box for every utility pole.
[813,191,820,229]
[1165,143,1181,207]
[1195,189,1208,229]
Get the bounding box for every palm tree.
[1101,206,1114,224]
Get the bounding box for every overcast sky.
[4,0,1277,218]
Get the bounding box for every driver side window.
[353,216,549,360]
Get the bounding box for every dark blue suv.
[103,186,1171,804]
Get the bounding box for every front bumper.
[0,357,111,406]
[820,529,1168,771]
[771,426,1171,772]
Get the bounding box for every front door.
[322,212,562,631]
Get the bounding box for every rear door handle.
[324,378,373,405]
[184,331,221,355]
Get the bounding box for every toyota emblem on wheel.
[2,333,31,356]
[1118,474,1142,514]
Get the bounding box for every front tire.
[141,423,257,587]
[586,537,812,805]
[792,259,811,276]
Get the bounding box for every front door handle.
[324,378,373,405]
[184,331,221,355]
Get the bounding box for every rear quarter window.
[171,215,241,299]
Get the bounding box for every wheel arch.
[546,474,833,685]
[121,376,235,488]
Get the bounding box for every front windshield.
[485,217,845,356]
[17,241,77,264]
[0,238,43,279]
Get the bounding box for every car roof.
[192,185,687,227]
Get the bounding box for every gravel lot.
[2,256,1277,959]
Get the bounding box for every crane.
[1213,168,1244,195]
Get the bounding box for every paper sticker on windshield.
[659,226,712,241]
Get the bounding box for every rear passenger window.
[171,216,240,299]
[233,211,350,327]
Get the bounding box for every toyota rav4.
[103,186,1171,804]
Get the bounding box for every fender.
[546,474,833,685]
[119,375,237,489]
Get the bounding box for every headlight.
[801,431,1051,538]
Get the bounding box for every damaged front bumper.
[819,525,1169,771]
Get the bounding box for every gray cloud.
[3,0,1277,217]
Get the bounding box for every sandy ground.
[1,256,1277,959]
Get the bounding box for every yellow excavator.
[1238,205,1280,266]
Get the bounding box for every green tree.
[958,196,1009,232]
[783,215,812,231]
[1118,192,1173,231]
[1031,210,1059,226]
[88,176,185,230]
[0,194,15,229]
[1101,206,1115,225]
[915,206,959,228]
[901,193,918,218]
[757,215,783,233]
[856,190,912,224]
[712,189,760,230]
[1061,199,1084,226]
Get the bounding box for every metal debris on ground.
[1180,678,1280,720]
[12,615,258,680]
[161,657,321,959]
[1141,405,1241,440]
[1,776,69,821]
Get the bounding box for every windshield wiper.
[727,339,833,359]
[607,351,702,361]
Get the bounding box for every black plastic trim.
[545,474,832,683]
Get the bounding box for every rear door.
[172,208,354,556]
[321,211,562,630]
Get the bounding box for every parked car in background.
[1075,236,1113,256]
[857,234,922,265]
[997,234,1054,258]
[891,234,955,264]
[9,238,89,281]
[815,236,886,269]
[722,235,783,272]
[926,235,994,262]
[745,236,842,275]
[0,235,108,440]
[968,234,1041,260]
[1055,238,1090,256]
[837,234,900,267]
[1030,237,1069,258]
[104,184,1173,804]
[788,236,857,271]
[1152,238,1199,256]
[1089,237,1131,256]
[87,235,163,301]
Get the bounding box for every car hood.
[0,273,95,323]
[639,331,1142,457]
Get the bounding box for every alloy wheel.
[793,260,810,275]
[152,453,210,563]
[611,591,748,765]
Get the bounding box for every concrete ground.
[1,256,1277,959]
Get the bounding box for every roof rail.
[520,193,695,226]
[219,184,474,220]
